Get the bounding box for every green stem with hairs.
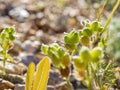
[66,78,73,90]
[2,50,7,75]
[86,64,93,90]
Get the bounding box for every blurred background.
[0,0,120,90]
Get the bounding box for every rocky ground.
[0,0,119,90]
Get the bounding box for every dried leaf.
[25,62,35,90]
[32,56,50,90]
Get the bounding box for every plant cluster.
[0,0,119,90]
[41,21,114,90]
[0,27,16,75]
[41,0,120,89]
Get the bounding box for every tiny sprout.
[0,27,16,74]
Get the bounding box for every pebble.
[47,85,55,90]
[55,82,68,90]
[48,70,64,85]
[18,52,38,66]
[9,7,29,22]
[0,73,25,84]
[0,61,27,75]
[0,78,15,90]
[14,84,25,90]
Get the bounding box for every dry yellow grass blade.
[25,62,35,90]
[32,56,50,90]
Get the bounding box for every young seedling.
[0,27,16,75]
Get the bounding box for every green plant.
[41,21,110,90]
[0,27,16,75]
[25,56,50,90]
[41,0,120,90]
[41,43,72,89]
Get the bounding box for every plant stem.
[2,50,7,75]
[90,63,101,90]
[97,0,108,21]
[101,61,112,83]
[66,78,73,90]
[102,0,120,33]
[87,64,93,90]
[71,50,75,57]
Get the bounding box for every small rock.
[0,61,27,75]
[0,78,15,90]
[0,72,25,84]
[115,78,120,89]
[70,75,86,89]
[14,84,25,90]
[22,40,36,53]
[9,40,22,56]
[47,85,55,90]
[55,82,68,90]
[54,15,68,33]
[64,7,79,17]
[36,12,44,19]
[9,7,29,22]
[18,52,38,66]
[22,39,40,53]
[48,70,64,86]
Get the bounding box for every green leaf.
[41,44,49,54]
[79,46,91,63]
[64,30,80,51]
[91,21,99,32]
[57,47,65,57]
[32,56,50,90]
[47,48,60,68]
[90,47,103,62]
[73,56,87,71]
[61,53,70,67]
[78,30,83,37]
[25,62,35,90]
[83,28,92,36]
[64,30,80,44]
[65,43,76,51]
[97,62,116,86]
